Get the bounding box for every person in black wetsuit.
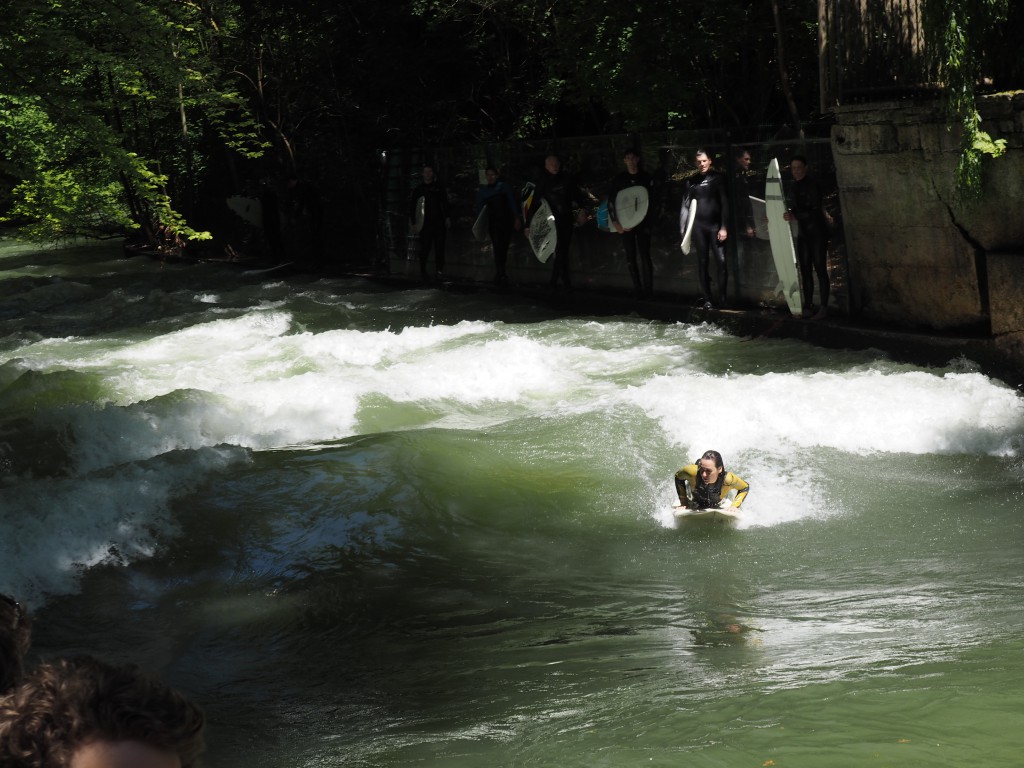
[783,155,830,320]
[680,149,730,309]
[410,164,450,282]
[474,166,522,288]
[608,147,657,298]
[528,154,591,291]
[731,148,756,239]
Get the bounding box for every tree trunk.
[771,0,805,138]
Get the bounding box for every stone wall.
[832,92,1024,332]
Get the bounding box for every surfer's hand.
[718,499,733,509]
[783,210,794,221]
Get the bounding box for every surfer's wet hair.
[623,147,640,158]
[0,656,205,768]
[700,450,724,470]
[790,154,808,166]
[695,147,713,159]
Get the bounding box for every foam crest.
[371,334,590,405]
[632,367,1024,460]
[0,446,247,604]
[636,364,1023,527]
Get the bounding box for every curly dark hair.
[0,656,205,768]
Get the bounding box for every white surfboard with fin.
[614,186,650,230]
[673,506,741,527]
[526,198,557,263]
[679,198,697,255]
[765,158,803,316]
[673,485,740,527]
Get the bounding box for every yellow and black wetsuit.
[674,464,749,509]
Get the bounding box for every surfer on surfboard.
[673,450,749,510]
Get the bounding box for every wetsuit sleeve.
[474,186,487,216]
[674,464,699,504]
[716,175,730,231]
[735,174,755,229]
[725,472,749,508]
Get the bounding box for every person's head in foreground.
[0,655,204,768]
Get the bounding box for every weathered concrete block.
[896,123,922,151]
[831,123,899,154]
[988,252,1024,335]
[835,93,1023,330]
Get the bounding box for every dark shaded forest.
[0,0,1016,257]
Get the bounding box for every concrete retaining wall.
[832,92,1024,333]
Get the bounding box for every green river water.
[1,242,1022,767]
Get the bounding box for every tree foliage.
[0,0,262,243]
[0,0,824,245]
[923,0,1010,198]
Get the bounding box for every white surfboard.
[614,186,650,230]
[673,505,741,527]
[226,196,262,228]
[679,198,697,255]
[765,158,803,316]
[409,196,426,235]
[526,197,557,263]
[472,205,489,242]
